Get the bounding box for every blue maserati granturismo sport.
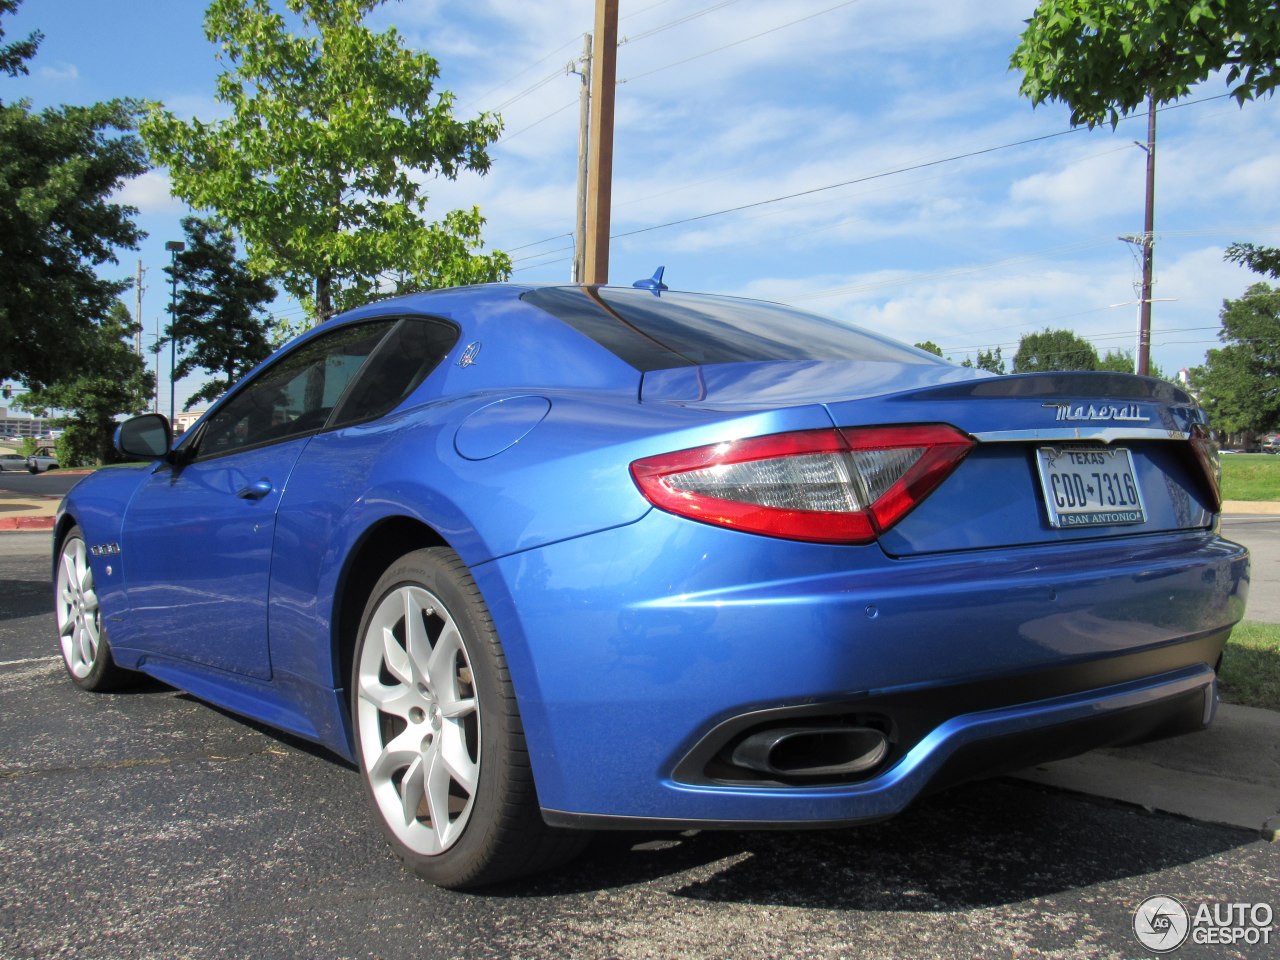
[54,279,1249,888]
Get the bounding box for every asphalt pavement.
[0,483,1276,958]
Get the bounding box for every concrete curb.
[1223,500,1280,515]
[1013,702,1280,840]
[0,516,54,532]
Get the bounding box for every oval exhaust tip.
[731,726,889,779]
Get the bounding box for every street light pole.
[165,240,185,425]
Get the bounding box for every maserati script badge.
[1043,402,1150,423]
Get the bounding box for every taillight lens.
[630,424,974,543]
[1188,422,1222,510]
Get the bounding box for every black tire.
[55,526,137,691]
[350,546,587,888]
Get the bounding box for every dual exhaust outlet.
[730,725,890,780]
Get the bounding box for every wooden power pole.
[573,32,592,285]
[1137,91,1157,377]
[583,0,618,286]
[134,260,146,357]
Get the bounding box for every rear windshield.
[522,286,943,372]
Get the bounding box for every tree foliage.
[1189,283,1280,434]
[18,302,153,466]
[1098,348,1167,379]
[914,340,944,356]
[961,346,1007,373]
[1011,0,1280,127]
[1226,241,1280,279]
[166,216,278,408]
[0,0,39,77]
[1013,328,1100,372]
[142,0,510,321]
[0,0,147,388]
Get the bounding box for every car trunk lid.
[642,362,1218,556]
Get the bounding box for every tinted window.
[197,321,394,458]
[522,286,941,372]
[331,318,459,427]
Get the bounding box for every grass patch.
[1220,453,1280,501]
[1218,621,1280,711]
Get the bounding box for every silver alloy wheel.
[356,584,481,856]
[56,535,100,679]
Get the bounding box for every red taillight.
[1188,422,1222,510]
[630,424,974,543]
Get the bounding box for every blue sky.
[7,0,1280,410]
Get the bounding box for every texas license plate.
[1035,446,1146,528]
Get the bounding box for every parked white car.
[26,451,58,473]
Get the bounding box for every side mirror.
[115,414,172,461]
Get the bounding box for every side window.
[196,321,394,459]
[331,318,459,427]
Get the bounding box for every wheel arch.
[331,515,450,733]
[52,512,78,577]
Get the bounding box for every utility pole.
[134,260,147,356]
[583,0,618,285]
[153,309,160,414]
[165,240,185,424]
[573,32,592,285]
[1136,91,1157,377]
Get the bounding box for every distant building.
[174,410,207,435]
[0,409,57,441]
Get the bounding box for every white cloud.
[37,62,79,82]
[114,171,184,216]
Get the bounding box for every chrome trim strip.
[973,427,1189,444]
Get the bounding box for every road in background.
[0,470,81,498]
[1223,515,1280,623]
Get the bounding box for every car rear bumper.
[541,663,1218,830]
[473,510,1249,826]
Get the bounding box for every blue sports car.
[55,279,1249,888]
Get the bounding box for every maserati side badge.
[457,341,482,368]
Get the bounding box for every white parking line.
[0,656,59,667]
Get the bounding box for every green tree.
[18,302,153,466]
[1189,283,1280,434]
[1225,241,1280,280]
[1013,328,1101,372]
[166,216,279,408]
[0,0,39,76]
[142,0,510,322]
[1011,1,1280,128]
[914,340,944,356]
[961,347,1005,373]
[1099,348,1167,379]
[0,0,148,388]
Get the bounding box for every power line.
[504,232,574,254]
[611,128,1091,241]
[495,98,577,144]
[608,93,1236,244]
[619,0,745,46]
[492,67,573,113]
[463,32,584,111]
[623,0,681,20]
[619,0,864,84]
[512,243,574,264]
[498,93,1243,270]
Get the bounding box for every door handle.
[237,479,274,500]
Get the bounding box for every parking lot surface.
[1,532,1275,959]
